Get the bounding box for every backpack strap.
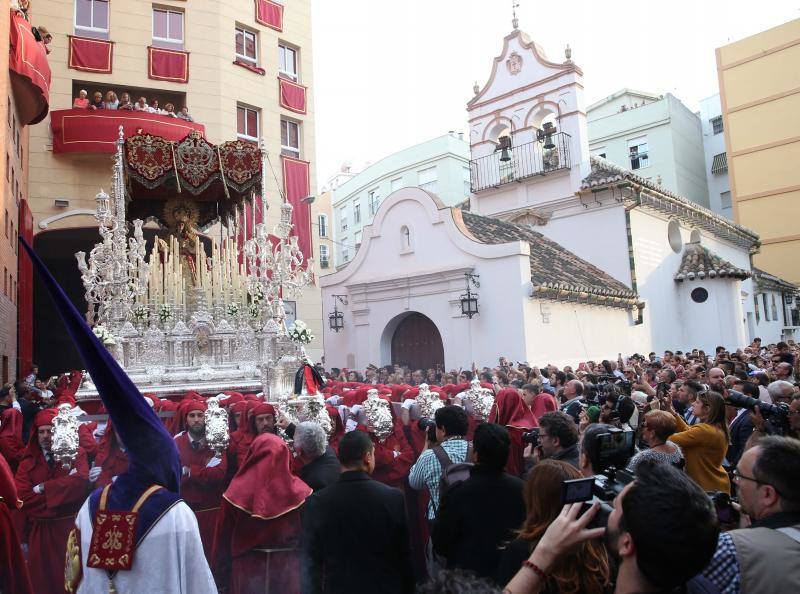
[432,445,452,471]
[466,442,473,462]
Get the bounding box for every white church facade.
[320,26,788,371]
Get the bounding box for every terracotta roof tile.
[459,210,639,308]
[674,243,750,282]
[753,267,797,293]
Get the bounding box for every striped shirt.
[408,438,469,520]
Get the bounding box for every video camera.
[726,392,790,435]
[561,428,636,527]
[417,417,436,432]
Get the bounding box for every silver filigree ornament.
[416,383,444,419]
[460,378,495,422]
[51,404,80,468]
[364,389,394,443]
[204,397,230,455]
[303,396,333,439]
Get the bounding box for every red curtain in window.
[281,157,312,263]
[147,46,189,83]
[255,0,284,31]
[279,78,307,115]
[68,36,113,73]
[18,200,33,377]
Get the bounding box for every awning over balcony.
[9,11,51,125]
[51,109,205,154]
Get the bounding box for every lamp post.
[328,294,348,332]
[460,273,480,319]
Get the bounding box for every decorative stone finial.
[473,81,480,95]
[512,16,519,29]
[565,44,572,61]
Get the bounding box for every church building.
[320,24,769,370]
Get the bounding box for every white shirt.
[75,497,217,594]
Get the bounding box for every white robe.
[74,497,217,594]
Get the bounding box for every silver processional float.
[71,127,322,427]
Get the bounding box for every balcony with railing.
[470,131,571,193]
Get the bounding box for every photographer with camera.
[624,410,683,474]
[529,412,580,470]
[408,405,470,521]
[497,459,611,591]
[701,436,800,593]
[663,390,731,493]
[504,463,719,594]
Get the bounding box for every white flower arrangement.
[288,319,314,344]
[92,325,116,346]
[226,302,240,318]
[249,303,262,320]
[158,304,174,324]
[132,305,149,322]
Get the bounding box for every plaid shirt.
[701,532,740,594]
[408,438,469,520]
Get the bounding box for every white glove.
[69,468,78,476]
[325,395,340,406]
[182,466,190,478]
[351,404,364,415]
[11,400,21,411]
[111,475,118,483]
[33,483,44,494]
[402,399,416,410]
[88,466,102,482]
[345,418,359,433]
[206,456,222,468]
[392,450,401,459]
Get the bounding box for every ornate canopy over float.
[75,128,315,406]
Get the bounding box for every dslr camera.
[521,427,540,445]
[561,428,636,527]
[726,391,790,435]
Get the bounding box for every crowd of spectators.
[72,89,194,121]
[2,338,799,593]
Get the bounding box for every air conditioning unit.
[320,259,329,269]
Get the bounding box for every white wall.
[699,94,732,219]
[321,188,533,370]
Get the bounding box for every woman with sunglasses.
[663,390,731,493]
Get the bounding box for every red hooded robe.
[489,388,537,477]
[212,433,311,594]
[14,409,91,594]
[0,454,34,594]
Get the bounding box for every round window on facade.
[668,219,683,253]
[691,287,709,303]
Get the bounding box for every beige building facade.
[27,0,322,373]
[717,18,800,284]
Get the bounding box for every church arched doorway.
[390,312,444,371]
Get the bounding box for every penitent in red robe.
[363,428,414,489]
[212,500,303,594]
[93,422,129,487]
[175,431,229,564]
[0,454,33,594]
[0,409,26,473]
[15,448,90,594]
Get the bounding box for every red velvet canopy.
[9,11,51,125]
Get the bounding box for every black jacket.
[432,465,525,581]
[300,470,414,594]
[300,446,341,492]
[727,411,754,468]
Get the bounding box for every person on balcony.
[72,89,90,109]
[134,96,150,111]
[118,92,134,110]
[177,106,194,122]
[164,103,178,118]
[89,91,105,110]
[149,99,165,115]
[104,90,119,110]
[34,25,52,54]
